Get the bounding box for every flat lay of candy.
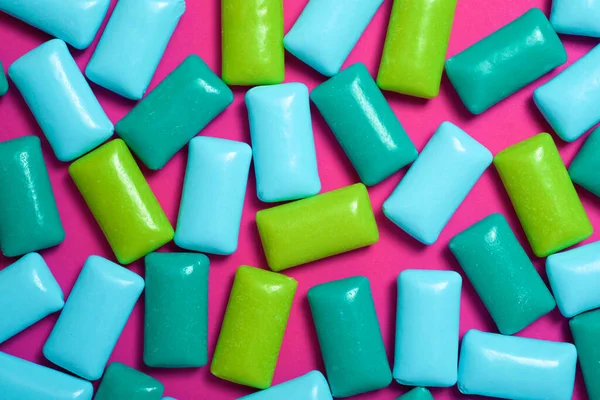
[4,0,600,399]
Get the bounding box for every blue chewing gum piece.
[551,0,600,38]
[394,270,461,387]
[547,241,600,318]
[0,0,110,49]
[284,0,383,76]
[8,39,113,162]
[43,256,144,380]
[534,44,600,142]
[246,83,321,202]
[175,137,252,255]
[0,253,64,344]
[0,352,93,400]
[458,330,577,400]
[86,0,185,100]
[383,122,492,245]
[238,371,333,400]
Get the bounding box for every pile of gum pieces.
[4,0,600,399]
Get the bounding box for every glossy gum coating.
[238,370,333,400]
[0,253,64,344]
[222,0,284,85]
[534,44,600,142]
[174,137,252,255]
[383,122,492,245]
[310,63,418,186]
[0,351,93,400]
[0,0,110,49]
[445,8,566,114]
[308,276,392,398]
[0,61,7,96]
[394,270,461,387]
[246,83,321,202]
[43,256,145,380]
[551,0,600,38]
[395,387,434,400]
[95,362,164,400]
[283,0,383,76]
[9,39,113,161]
[0,136,64,257]
[86,0,185,100]
[494,133,592,257]
[116,55,233,170]
[569,127,600,197]
[547,241,600,318]
[144,252,210,368]
[256,183,378,271]
[377,0,457,98]
[449,213,555,335]
[570,309,600,400]
[69,139,174,264]
[458,329,577,400]
[211,266,297,389]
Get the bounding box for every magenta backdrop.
[0,0,598,399]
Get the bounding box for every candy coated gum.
[238,371,333,400]
[569,127,600,197]
[95,362,164,400]
[551,0,600,38]
[570,309,600,400]
[0,61,7,96]
[396,388,434,400]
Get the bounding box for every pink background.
[0,0,598,398]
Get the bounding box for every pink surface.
[0,0,597,398]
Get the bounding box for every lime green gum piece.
[494,133,592,257]
[211,266,297,389]
[256,183,379,271]
[570,309,600,400]
[377,0,457,98]
[0,61,8,95]
[69,139,174,264]
[222,0,284,85]
[396,387,434,400]
[144,252,209,368]
[95,362,164,400]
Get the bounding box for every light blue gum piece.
[383,122,492,245]
[547,241,600,318]
[394,270,461,387]
[0,0,110,50]
[534,44,600,142]
[458,330,577,400]
[8,39,113,162]
[43,255,144,381]
[86,0,185,100]
[175,137,252,255]
[0,253,63,344]
[0,352,93,400]
[246,83,321,202]
[238,371,332,400]
[284,0,384,76]
[551,0,600,38]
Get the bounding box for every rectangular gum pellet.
[86,0,185,99]
[283,0,383,76]
[551,0,600,38]
[211,266,297,389]
[69,139,174,264]
[0,253,64,344]
[570,310,600,400]
[445,8,566,114]
[0,61,8,96]
[383,122,492,245]
[246,83,321,202]
[116,55,233,170]
[0,0,110,49]
[458,330,577,400]
[396,388,434,400]
[9,40,113,162]
[450,214,555,334]
[308,277,391,397]
[394,270,461,387]
[95,362,164,400]
[256,183,378,271]
[43,256,144,381]
[222,0,284,85]
[144,252,209,368]
[494,133,592,257]
[174,137,251,255]
[0,351,93,400]
[377,0,457,98]
[238,371,333,400]
[0,136,64,257]
[311,63,418,186]
[534,44,600,142]
[569,127,600,197]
